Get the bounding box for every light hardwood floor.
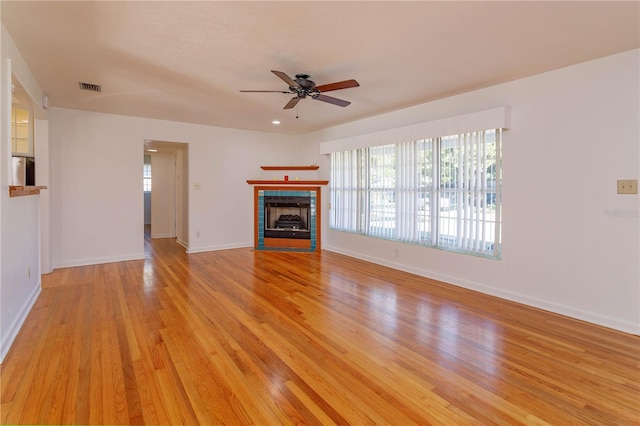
[1,235,639,425]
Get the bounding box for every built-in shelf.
[9,185,47,197]
[247,180,328,185]
[260,165,319,171]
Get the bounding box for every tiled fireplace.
[253,187,321,251]
[247,165,326,251]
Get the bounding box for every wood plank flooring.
[1,235,639,425]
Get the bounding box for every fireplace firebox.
[264,195,311,240]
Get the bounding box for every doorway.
[143,140,189,248]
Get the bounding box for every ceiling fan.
[240,70,359,110]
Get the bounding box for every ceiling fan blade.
[315,79,360,93]
[239,90,291,93]
[313,94,351,107]
[272,70,300,88]
[284,97,301,109]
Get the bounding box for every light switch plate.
[617,179,638,194]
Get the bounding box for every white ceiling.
[2,1,639,135]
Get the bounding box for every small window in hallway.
[143,158,152,192]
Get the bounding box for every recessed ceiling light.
[272,120,281,125]
[146,149,158,152]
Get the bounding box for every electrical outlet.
[617,179,638,194]
[196,231,200,238]
[193,183,201,190]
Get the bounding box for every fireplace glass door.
[263,195,311,240]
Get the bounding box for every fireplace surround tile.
[255,189,319,251]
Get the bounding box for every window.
[143,162,152,192]
[330,129,501,258]
[11,105,33,156]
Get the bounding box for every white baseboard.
[151,233,174,239]
[54,253,145,269]
[0,283,41,362]
[187,242,252,254]
[324,245,640,335]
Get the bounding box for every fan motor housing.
[295,74,316,89]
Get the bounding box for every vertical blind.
[330,129,501,258]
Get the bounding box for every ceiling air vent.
[78,81,101,92]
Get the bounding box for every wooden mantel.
[249,165,326,186]
[9,185,48,197]
[260,165,319,171]
[247,180,328,185]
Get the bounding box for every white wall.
[150,152,176,238]
[49,109,145,267]
[35,119,51,273]
[0,24,46,361]
[49,107,303,266]
[143,192,151,225]
[175,147,188,246]
[306,49,640,334]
